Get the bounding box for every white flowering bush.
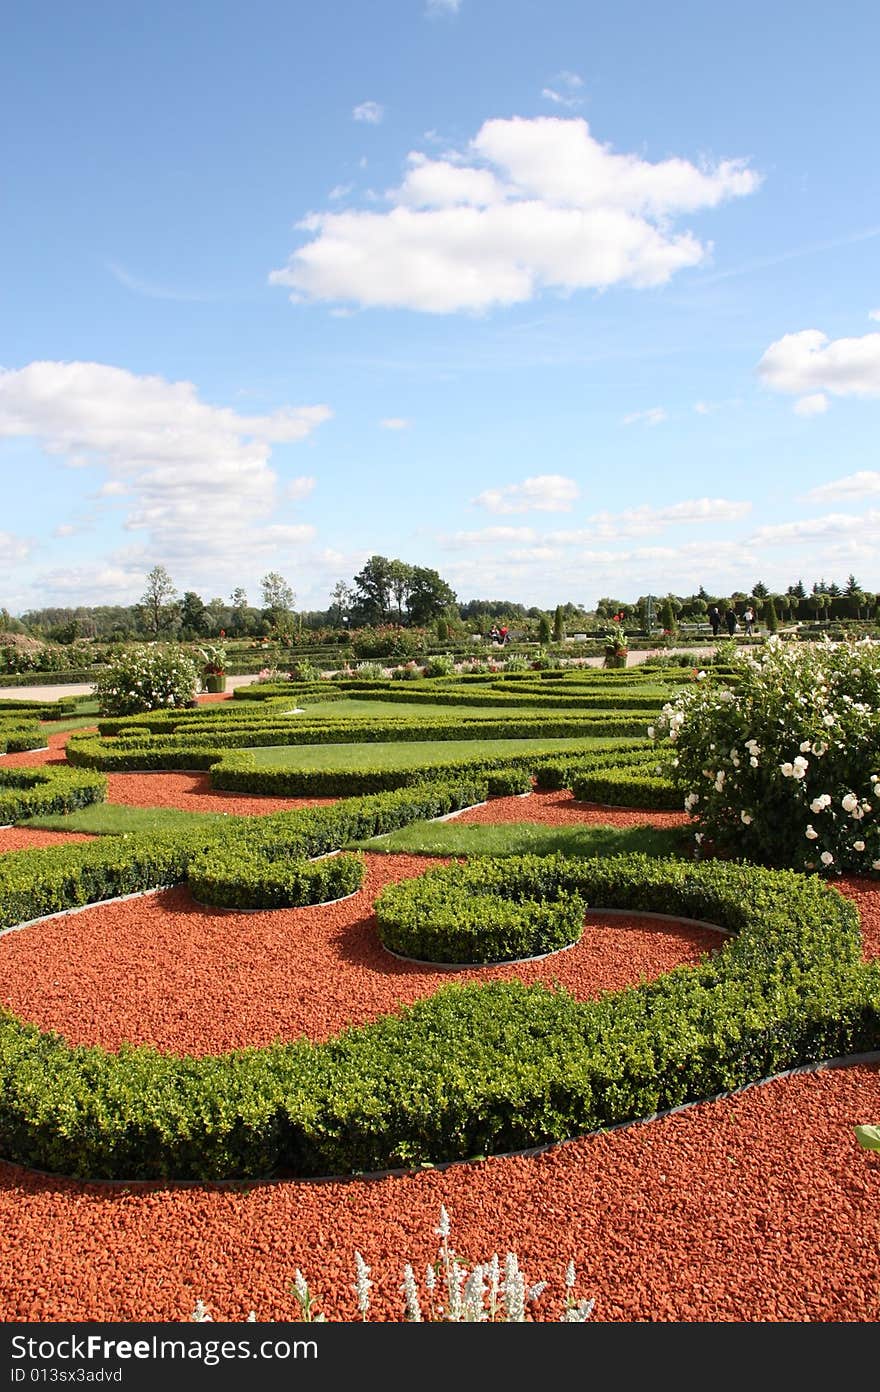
[652,636,880,875]
[94,644,200,715]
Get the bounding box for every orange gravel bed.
[0,853,722,1054]
[1,768,879,1322]
[0,1062,876,1323]
[456,786,690,829]
[104,770,337,816]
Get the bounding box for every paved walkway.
[0,673,264,702]
[0,648,725,703]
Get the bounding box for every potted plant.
[199,643,227,693]
[603,616,628,668]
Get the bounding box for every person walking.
[725,606,738,637]
[743,605,755,636]
[708,605,721,637]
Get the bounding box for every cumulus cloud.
[569,497,751,540]
[757,327,880,407]
[622,406,667,426]
[270,115,761,313]
[805,470,880,502]
[379,417,411,430]
[750,511,880,550]
[353,101,383,125]
[471,474,580,514]
[0,361,331,572]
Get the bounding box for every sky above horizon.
[2,0,879,616]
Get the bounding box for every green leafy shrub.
[486,768,532,796]
[653,635,880,872]
[94,645,199,716]
[424,653,456,678]
[570,766,680,809]
[375,854,587,963]
[0,766,107,824]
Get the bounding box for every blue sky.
[2,0,879,615]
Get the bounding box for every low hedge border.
[533,744,655,791]
[0,854,876,1179]
[571,766,681,810]
[374,854,589,963]
[66,713,650,770]
[0,720,46,754]
[0,774,489,924]
[206,743,623,798]
[0,765,107,825]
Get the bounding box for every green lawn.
[245,735,629,771]
[351,819,688,859]
[40,716,101,733]
[292,697,591,719]
[24,804,238,836]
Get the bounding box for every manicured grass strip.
[244,735,631,771]
[351,820,689,860]
[24,804,238,836]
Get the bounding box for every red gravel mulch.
[457,787,689,829]
[1,762,879,1322]
[104,770,336,816]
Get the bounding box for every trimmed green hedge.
[375,854,588,963]
[0,765,107,825]
[571,766,681,810]
[0,774,489,922]
[0,854,876,1178]
[207,744,609,798]
[486,768,533,796]
[0,720,45,754]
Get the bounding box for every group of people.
[708,604,755,637]
[489,625,510,645]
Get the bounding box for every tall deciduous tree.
[405,566,457,625]
[140,565,177,637]
[352,556,394,625]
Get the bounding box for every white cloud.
[0,530,32,570]
[286,475,316,500]
[270,115,760,314]
[805,470,880,502]
[757,327,880,407]
[446,526,537,546]
[0,361,331,573]
[750,511,880,544]
[622,406,667,426]
[571,498,751,540]
[328,183,354,201]
[53,523,78,537]
[379,417,411,430]
[869,309,880,322]
[472,474,580,514]
[353,101,383,125]
[425,0,461,14]
[793,392,829,416]
[108,262,210,303]
[542,70,584,109]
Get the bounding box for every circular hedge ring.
[374,855,587,964]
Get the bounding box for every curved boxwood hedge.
[0,765,107,825]
[0,774,490,925]
[0,854,876,1179]
[0,719,45,754]
[375,854,588,963]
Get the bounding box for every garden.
[0,638,877,1322]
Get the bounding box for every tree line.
[3,564,878,645]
